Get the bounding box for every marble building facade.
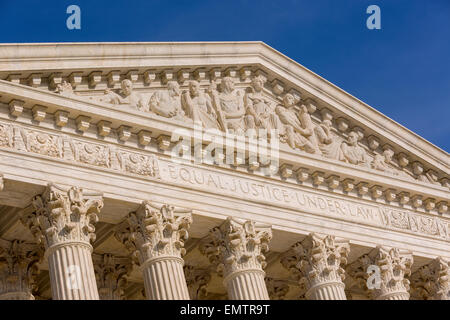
[0,42,448,300]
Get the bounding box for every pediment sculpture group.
[55,76,432,182]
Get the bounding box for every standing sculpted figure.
[340,131,370,167]
[209,77,247,134]
[149,81,190,122]
[244,75,282,136]
[275,94,318,153]
[181,81,219,129]
[105,79,146,111]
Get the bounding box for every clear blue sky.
[0,0,449,151]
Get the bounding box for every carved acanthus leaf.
[411,257,449,300]
[280,233,350,291]
[0,239,43,296]
[199,217,272,277]
[93,253,132,300]
[266,277,290,300]
[346,246,413,300]
[115,201,192,265]
[20,183,103,248]
[184,265,211,300]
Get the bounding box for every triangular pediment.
[0,42,448,207]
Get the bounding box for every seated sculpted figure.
[56,81,75,96]
[149,81,190,122]
[314,119,343,159]
[371,148,398,175]
[181,81,219,129]
[340,131,370,167]
[105,79,146,111]
[275,94,318,154]
[244,75,282,136]
[209,77,247,134]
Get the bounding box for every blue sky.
[0,0,449,151]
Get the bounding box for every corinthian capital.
[93,254,132,300]
[199,217,272,277]
[280,233,349,292]
[20,183,103,248]
[115,201,192,265]
[266,277,290,300]
[0,239,43,299]
[411,257,449,300]
[346,246,413,300]
[184,265,211,300]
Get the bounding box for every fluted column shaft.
[115,201,193,300]
[142,256,189,299]
[200,217,272,300]
[47,242,98,300]
[377,292,409,300]
[20,184,104,300]
[225,269,269,300]
[306,281,346,300]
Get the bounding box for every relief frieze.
[0,120,160,180]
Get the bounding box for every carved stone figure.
[340,131,370,167]
[209,77,246,133]
[149,81,190,122]
[424,170,441,185]
[105,79,145,111]
[244,76,281,135]
[275,94,318,153]
[55,81,75,96]
[314,119,342,159]
[182,81,219,129]
[371,148,397,175]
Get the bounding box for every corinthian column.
[93,254,132,300]
[0,239,43,300]
[346,246,413,300]
[20,183,103,300]
[199,217,272,300]
[115,201,192,300]
[411,257,449,300]
[281,233,350,300]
